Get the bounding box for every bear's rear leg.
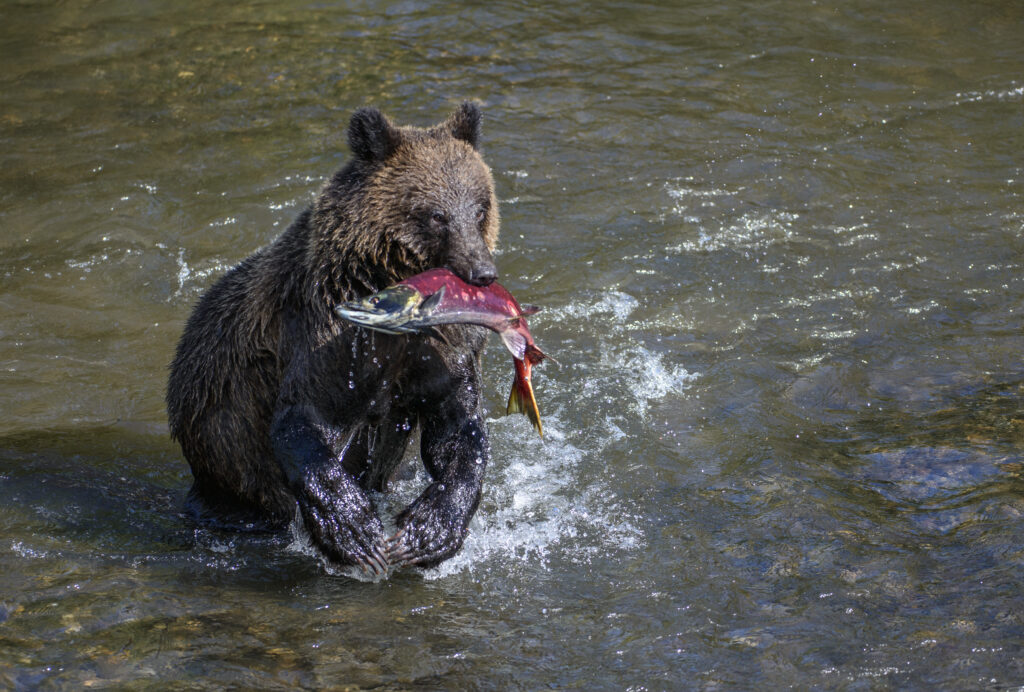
[184,481,288,533]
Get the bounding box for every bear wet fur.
[166,103,500,572]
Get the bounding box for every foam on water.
[658,179,734,223]
[628,345,696,410]
[405,413,646,581]
[951,83,1023,106]
[170,247,231,301]
[554,289,639,323]
[10,540,50,560]
[550,290,696,419]
[669,209,800,254]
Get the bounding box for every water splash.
[285,286,693,580]
[382,414,645,581]
[174,248,192,297]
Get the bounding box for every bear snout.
[468,262,498,287]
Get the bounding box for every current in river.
[1,0,1023,688]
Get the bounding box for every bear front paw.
[298,471,389,575]
[386,482,477,568]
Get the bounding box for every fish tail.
[507,358,543,437]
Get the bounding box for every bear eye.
[475,207,486,223]
[430,210,448,226]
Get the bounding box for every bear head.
[318,102,501,297]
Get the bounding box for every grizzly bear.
[166,103,500,573]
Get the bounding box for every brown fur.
[167,104,501,570]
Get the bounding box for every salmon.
[335,268,549,436]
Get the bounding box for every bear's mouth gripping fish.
[334,268,549,436]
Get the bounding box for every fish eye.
[370,297,379,305]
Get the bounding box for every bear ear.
[447,101,482,149]
[348,107,399,162]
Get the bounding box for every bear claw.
[385,521,459,568]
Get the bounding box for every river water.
[2,0,1023,688]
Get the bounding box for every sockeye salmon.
[334,268,549,436]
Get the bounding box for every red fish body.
[335,268,549,436]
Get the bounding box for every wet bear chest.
[321,327,483,423]
[342,351,410,423]
[358,349,459,422]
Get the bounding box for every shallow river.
[2,0,1023,688]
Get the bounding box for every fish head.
[362,285,423,314]
[334,285,424,332]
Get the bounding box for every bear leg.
[272,405,390,574]
[386,412,489,568]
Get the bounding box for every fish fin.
[419,285,446,313]
[426,326,452,346]
[506,367,543,438]
[519,304,542,316]
[499,329,527,360]
[525,343,557,367]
